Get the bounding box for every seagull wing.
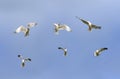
[91,24,101,29]
[63,25,72,32]
[58,47,62,50]
[76,16,89,25]
[80,19,89,25]
[15,26,27,33]
[27,22,37,28]
[98,48,108,53]
[25,58,31,61]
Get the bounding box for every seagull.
[14,22,37,37]
[18,55,31,67]
[58,47,67,56]
[54,23,72,34]
[94,48,108,56]
[76,16,101,31]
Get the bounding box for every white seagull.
[94,48,108,56]
[76,16,101,31]
[18,55,31,67]
[54,23,72,34]
[14,22,37,37]
[58,47,67,56]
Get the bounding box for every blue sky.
[0,0,120,79]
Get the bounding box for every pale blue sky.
[0,0,120,79]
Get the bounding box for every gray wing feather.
[76,16,89,25]
[91,24,101,29]
[99,48,108,53]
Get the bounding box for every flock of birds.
[14,16,108,68]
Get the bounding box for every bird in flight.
[53,23,72,35]
[14,22,37,37]
[94,48,108,56]
[76,16,101,31]
[58,47,67,56]
[18,55,31,68]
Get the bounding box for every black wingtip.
[104,48,108,50]
[58,47,62,49]
[98,26,101,29]
[28,58,31,61]
[18,55,21,57]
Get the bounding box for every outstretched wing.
[76,16,89,25]
[98,48,108,53]
[27,22,37,28]
[25,58,31,61]
[15,26,27,33]
[80,19,90,25]
[63,25,72,32]
[58,47,64,50]
[91,24,101,29]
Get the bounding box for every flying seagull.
[14,22,37,37]
[76,16,101,31]
[94,48,108,56]
[53,23,72,35]
[18,55,31,67]
[58,47,67,56]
